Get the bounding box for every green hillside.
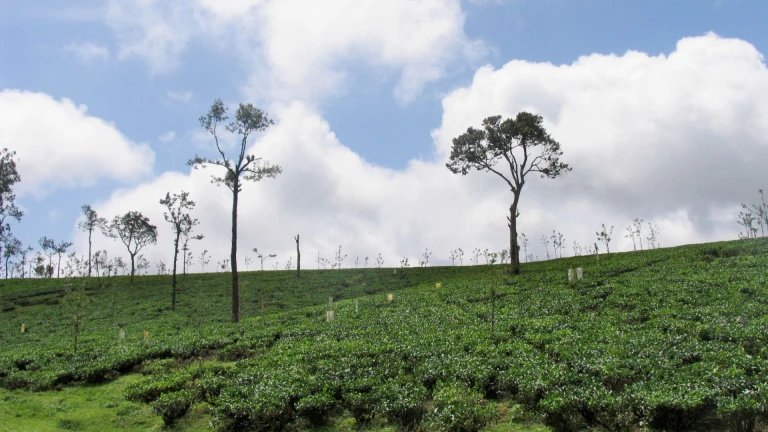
[1,238,767,431]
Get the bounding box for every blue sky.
[2,0,767,274]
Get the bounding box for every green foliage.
[429,380,496,431]
[151,388,194,427]
[2,238,768,431]
[124,371,192,403]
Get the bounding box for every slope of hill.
[1,238,767,431]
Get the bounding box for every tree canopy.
[446,112,571,274]
[106,211,158,282]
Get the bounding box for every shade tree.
[188,99,282,323]
[105,211,158,282]
[446,113,571,274]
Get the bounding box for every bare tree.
[188,99,282,323]
[632,218,644,251]
[78,205,108,277]
[520,233,529,263]
[199,249,210,273]
[472,248,481,265]
[625,225,637,251]
[540,234,550,260]
[160,190,202,311]
[334,245,347,269]
[446,113,570,274]
[105,211,158,282]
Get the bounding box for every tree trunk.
[508,197,521,275]
[87,229,92,277]
[231,182,240,323]
[295,234,300,278]
[172,233,180,311]
[57,255,62,278]
[129,252,136,283]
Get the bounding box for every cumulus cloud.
[71,32,768,271]
[65,42,110,62]
[432,31,768,249]
[0,90,155,198]
[104,0,485,103]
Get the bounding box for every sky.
[1,0,767,274]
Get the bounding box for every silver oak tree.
[188,99,281,323]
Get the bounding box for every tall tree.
[78,205,108,277]
[188,99,282,322]
[54,240,74,278]
[446,113,571,274]
[160,191,202,311]
[0,148,23,258]
[106,211,158,282]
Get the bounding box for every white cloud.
[70,33,768,271]
[104,0,486,103]
[65,42,110,62]
[0,90,155,198]
[157,131,176,143]
[166,90,193,103]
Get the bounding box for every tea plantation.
[1,238,767,431]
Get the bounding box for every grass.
[1,237,767,431]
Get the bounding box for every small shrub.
[429,381,495,432]
[56,418,84,430]
[375,377,428,427]
[152,389,194,427]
